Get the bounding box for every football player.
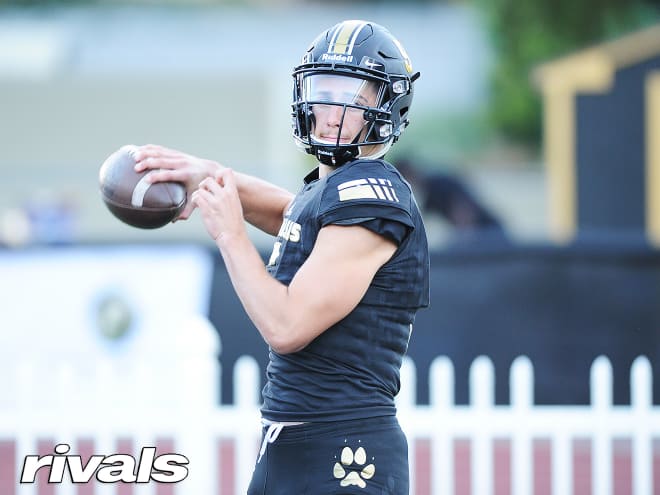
[132,19,429,494]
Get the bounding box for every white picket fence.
[0,351,658,495]
[397,354,658,495]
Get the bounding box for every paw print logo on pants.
[333,446,376,488]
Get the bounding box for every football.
[99,146,186,229]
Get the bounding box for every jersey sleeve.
[331,217,410,245]
[318,160,415,234]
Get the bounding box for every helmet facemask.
[293,73,394,166]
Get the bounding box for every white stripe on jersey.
[337,178,400,203]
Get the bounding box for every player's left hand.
[192,168,245,242]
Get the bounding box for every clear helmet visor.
[301,74,387,151]
[302,73,383,107]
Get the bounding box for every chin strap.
[314,145,359,166]
[314,131,362,166]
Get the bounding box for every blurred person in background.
[129,20,428,494]
[0,193,78,248]
[396,158,508,246]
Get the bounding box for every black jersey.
[262,158,430,422]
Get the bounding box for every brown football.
[99,146,186,229]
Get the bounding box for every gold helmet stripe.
[328,20,368,55]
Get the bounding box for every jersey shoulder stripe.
[337,177,400,203]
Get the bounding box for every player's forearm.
[231,170,293,236]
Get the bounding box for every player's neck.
[318,163,336,178]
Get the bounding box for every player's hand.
[192,168,245,242]
[130,144,222,221]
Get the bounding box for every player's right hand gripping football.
[131,144,220,221]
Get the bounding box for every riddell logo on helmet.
[321,53,354,63]
[20,443,189,484]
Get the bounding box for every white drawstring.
[257,420,305,463]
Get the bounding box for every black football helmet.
[292,20,420,166]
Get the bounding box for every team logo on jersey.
[267,218,302,267]
[277,218,301,243]
[332,445,376,488]
[337,178,399,202]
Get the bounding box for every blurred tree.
[472,0,660,148]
